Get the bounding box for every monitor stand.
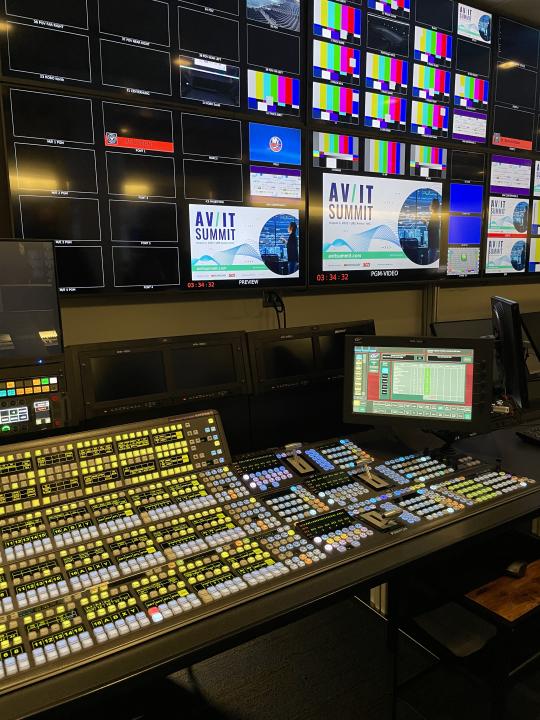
[386,425,460,454]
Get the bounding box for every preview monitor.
[188,205,304,288]
[343,335,494,432]
[0,241,62,363]
[54,245,104,290]
[491,296,529,408]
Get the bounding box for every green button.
[1,426,10,432]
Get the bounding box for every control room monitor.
[344,336,494,432]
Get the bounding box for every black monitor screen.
[183,159,243,201]
[367,15,410,58]
[20,196,101,241]
[106,152,176,198]
[97,0,170,46]
[171,345,237,389]
[319,334,347,371]
[451,150,485,183]
[181,114,242,159]
[247,25,300,74]
[112,246,179,287]
[90,352,167,403]
[10,90,94,144]
[496,64,537,110]
[100,40,172,95]
[493,105,535,150]
[6,0,88,27]
[262,338,315,379]
[7,24,91,82]
[102,103,173,153]
[14,144,97,193]
[456,39,490,78]
[178,7,239,61]
[54,246,104,289]
[498,18,539,68]
[0,242,62,361]
[110,201,177,243]
[415,0,454,31]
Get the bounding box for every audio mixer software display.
[352,345,474,421]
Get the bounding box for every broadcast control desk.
[0,410,539,719]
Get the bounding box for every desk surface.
[0,416,539,720]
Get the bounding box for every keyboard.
[516,425,540,446]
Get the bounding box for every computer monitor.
[343,335,494,432]
[248,320,376,395]
[491,297,529,408]
[521,311,540,363]
[431,318,493,339]
[0,241,63,365]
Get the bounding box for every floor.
[31,597,540,720]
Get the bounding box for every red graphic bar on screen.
[493,135,533,151]
[104,135,174,153]
[465,363,473,406]
[367,372,380,401]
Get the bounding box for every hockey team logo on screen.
[269,135,283,154]
[105,132,118,146]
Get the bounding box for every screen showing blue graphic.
[448,216,482,246]
[450,183,483,214]
[249,123,302,165]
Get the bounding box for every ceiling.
[473,0,540,25]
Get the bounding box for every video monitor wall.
[308,131,451,285]
[0,1,305,118]
[2,0,540,294]
[309,0,493,146]
[485,154,533,276]
[492,17,539,152]
[3,87,305,292]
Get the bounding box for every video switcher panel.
[0,410,537,704]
